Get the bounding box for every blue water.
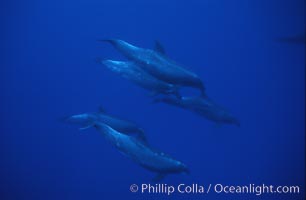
[1,0,305,199]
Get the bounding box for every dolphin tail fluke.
[184,167,191,175]
[152,173,166,182]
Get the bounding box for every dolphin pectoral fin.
[154,40,166,55]
[127,130,149,146]
[152,173,166,182]
[79,123,95,131]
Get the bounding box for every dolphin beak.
[102,60,121,65]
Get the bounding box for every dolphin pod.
[100,59,180,98]
[98,39,239,126]
[64,108,188,181]
[63,38,239,181]
[99,39,206,96]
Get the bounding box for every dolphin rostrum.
[100,59,180,98]
[94,122,189,181]
[99,39,206,96]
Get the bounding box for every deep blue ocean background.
[1,0,305,199]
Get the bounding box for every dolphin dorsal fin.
[154,41,166,55]
[135,129,149,146]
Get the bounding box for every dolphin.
[154,96,240,127]
[99,59,180,98]
[94,122,189,181]
[99,39,206,96]
[63,107,147,142]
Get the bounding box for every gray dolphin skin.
[100,59,180,97]
[64,108,147,141]
[99,39,206,96]
[94,122,189,181]
[155,96,240,127]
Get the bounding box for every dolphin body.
[100,59,180,97]
[100,39,206,96]
[64,108,147,142]
[94,122,189,181]
[155,96,240,127]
